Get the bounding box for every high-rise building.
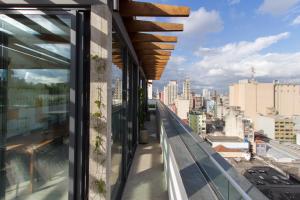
[229,80,300,125]
[159,91,164,102]
[183,79,191,100]
[229,80,274,124]
[174,99,189,120]
[163,86,169,105]
[202,88,210,99]
[192,95,204,111]
[168,80,178,105]
[147,80,153,99]
[275,84,300,116]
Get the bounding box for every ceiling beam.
[142,60,168,64]
[120,1,190,17]
[131,33,177,43]
[126,20,183,32]
[137,50,172,56]
[135,42,175,50]
[141,55,170,60]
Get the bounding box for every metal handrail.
[160,102,252,200]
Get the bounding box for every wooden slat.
[138,50,172,56]
[120,1,190,17]
[135,42,175,50]
[142,60,168,64]
[131,33,177,42]
[126,20,183,32]
[141,55,170,60]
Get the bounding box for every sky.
[148,0,300,94]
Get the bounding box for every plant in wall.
[90,54,107,198]
[139,88,148,144]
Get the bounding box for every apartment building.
[257,115,300,143]
[188,111,206,134]
[275,84,300,116]
[168,80,178,105]
[224,107,254,142]
[183,79,191,100]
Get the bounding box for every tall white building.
[168,80,178,105]
[113,78,122,104]
[147,80,153,99]
[174,99,189,120]
[183,79,191,100]
[224,107,254,142]
[163,86,169,105]
[202,88,210,99]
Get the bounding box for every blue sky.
[149,0,300,93]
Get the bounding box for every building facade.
[168,80,178,105]
[163,86,169,105]
[229,80,274,124]
[174,99,189,120]
[275,84,300,116]
[183,79,191,100]
[257,115,300,143]
[188,111,206,134]
[224,107,254,142]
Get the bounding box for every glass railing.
[158,102,265,200]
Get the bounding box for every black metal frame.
[70,9,90,200]
[0,7,91,200]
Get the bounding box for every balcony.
[122,101,268,200]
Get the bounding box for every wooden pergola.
[113,1,190,80]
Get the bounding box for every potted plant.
[139,88,148,144]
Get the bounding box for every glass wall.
[0,13,71,200]
[111,25,140,200]
[111,28,124,200]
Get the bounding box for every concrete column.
[89,4,112,200]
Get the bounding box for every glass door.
[0,11,72,200]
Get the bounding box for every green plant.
[139,88,146,129]
[95,179,106,195]
[91,54,107,196]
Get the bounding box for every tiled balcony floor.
[122,114,168,200]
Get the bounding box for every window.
[111,27,124,200]
[0,9,90,200]
[0,12,71,199]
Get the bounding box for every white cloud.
[228,0,240,5]
[292,15,300,24]
[169,56,186,65]
[208,68,224,76]
[258,0,300,15]
[193,32,300,79]
[171,7,223,46]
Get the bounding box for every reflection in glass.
[0,14,71,200]
[111,30,124,199]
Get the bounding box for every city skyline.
[152,0,300,92]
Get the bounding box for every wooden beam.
[126,20,183,32]
[135,42,175,50]
[141,55,170,60]
[138,50,172,56]
[131,33,177,43]
[142,60,168,64]
[143,65,166,69]
[120,1,190,17]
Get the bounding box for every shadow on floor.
[121,114,168,200]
